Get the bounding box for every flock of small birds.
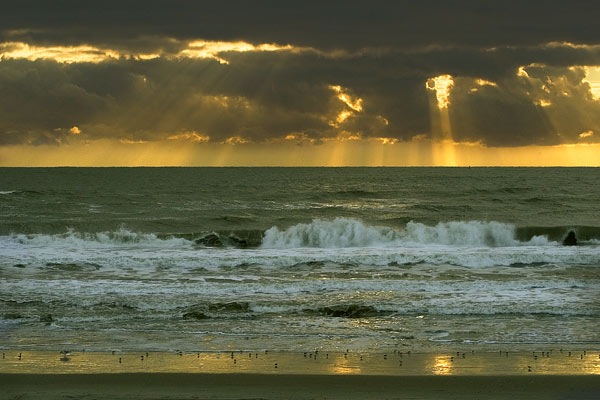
[1,348,597,374]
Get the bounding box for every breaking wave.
[3,219,598,258]
[261,218,553,249]
[4,227,193,249]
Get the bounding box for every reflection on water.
[329,354,362,374]
[431,356,453,375]
[0,350,598,376]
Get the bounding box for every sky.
[1,0,600,166]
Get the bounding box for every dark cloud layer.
[2,1,600,51]
[2,44,600,147]
[1,1,600,147]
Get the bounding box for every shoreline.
[1,349,599,399]
[1,349,598,375]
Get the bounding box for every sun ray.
[426,75,456,165]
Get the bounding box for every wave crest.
[8,227,192,248]
[261,218,552,249]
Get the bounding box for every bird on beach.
[60,350,70,362]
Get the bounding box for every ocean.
[1,167,599,353]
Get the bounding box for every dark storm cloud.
[2,44,600,147]
[1,1,600,147]
[1,1,599,51]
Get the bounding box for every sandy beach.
[1,350,599,399]
[2,373,599,399]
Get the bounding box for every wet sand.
[1,350,599,399]
[1,373,599,400]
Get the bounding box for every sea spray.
[261,218,552,248]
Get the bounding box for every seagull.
[60,350,70,362]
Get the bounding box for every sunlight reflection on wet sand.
[1,350,598,375]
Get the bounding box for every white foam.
[3,227,193,249]
[262,218,401,248]
[261,218,552,249]
[2,240,599,271]
[1,220,598,270]
[0,190,17,195]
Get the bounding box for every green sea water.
[1,167,599,353]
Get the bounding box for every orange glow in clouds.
[2,139,600,167]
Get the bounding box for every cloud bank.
[1,1,600,148]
